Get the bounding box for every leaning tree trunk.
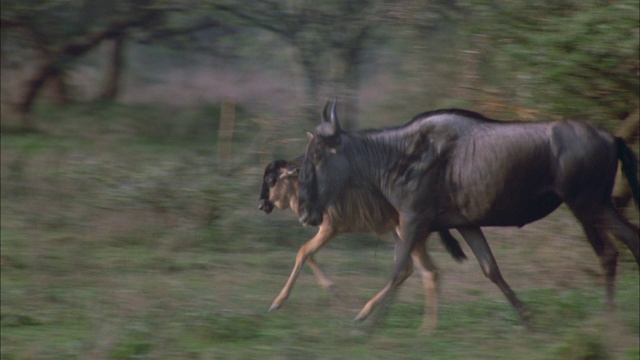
[300,56,322,123]
[45,68,70,105]
[337,37,366,131]
[15,59,57,131]
[291,38,324,124]
[100,32,125,101]
[14,15,150,130]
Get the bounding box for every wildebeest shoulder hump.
[410,108,497,123]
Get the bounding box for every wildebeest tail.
[615,137,639,207]
[438,230,467,262]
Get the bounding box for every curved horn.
[318,100,340,137]
[322,101,332,123]
[329,100,340,133]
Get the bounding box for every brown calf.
[259,158,466,330]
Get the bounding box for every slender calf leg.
[457,226,530,320]
[411,240,439,332]
[306,255,343,299]
[270,224,336,311]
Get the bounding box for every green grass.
[1,103,638,359]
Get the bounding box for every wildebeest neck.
[340,123,448,198]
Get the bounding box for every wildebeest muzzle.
[258,198,274,214]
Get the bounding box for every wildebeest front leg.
[457,226,531,321]
[270,225,336,311]
[354,220,429,322]
[363,233,416,330]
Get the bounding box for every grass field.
[1,103,638,359]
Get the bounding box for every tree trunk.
[16,59,56,130]
[45,68,70,105]
[291,40,323,123]
[100,33,125,101]
[15,16,148,127]
[338,39,366,131]
[301,60,321,123]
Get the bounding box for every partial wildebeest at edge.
[258,157,468,330]
[298,101,639,328]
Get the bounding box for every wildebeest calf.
[259,157,467,330]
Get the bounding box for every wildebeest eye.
[311,141,326,161]
[311,151,323,164]
[312,136,340,161]
[266,174,276,186]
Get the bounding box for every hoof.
[268,303,281,312]
[353,312,368,322]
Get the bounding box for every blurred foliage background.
[1,1,638,359]
[2,0,638,128]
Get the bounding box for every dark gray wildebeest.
[298,101,639,328]
[258,157,467,330]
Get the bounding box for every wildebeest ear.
[306,131,314,141]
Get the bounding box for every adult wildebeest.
[258,157,467,329]
[298,101,639,326]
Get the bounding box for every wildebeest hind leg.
[306,256,345,301]
[574,211,620,309]
[601,205,639,264]
[457,226,531,321]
